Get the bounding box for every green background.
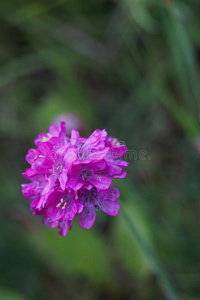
[0,0,200,299]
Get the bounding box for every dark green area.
[0,0,200,299]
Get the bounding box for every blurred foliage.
[0,0,200,299]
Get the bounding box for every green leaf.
[112,193,152,278]
[123,0,155,31]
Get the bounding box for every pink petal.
[59,172,68,190]
[46,205,62,222]
[98,199,120,216]
[42,216,58,229]
[89,175,112,190]
[79,206,96,229]
[63,147,77,166]
[68,176,84,190]
[58,221,69,236]
[71,129,80,146]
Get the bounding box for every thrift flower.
[22,122,128,236]
[79,187,120,229]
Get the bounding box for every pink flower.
[22,122,128,236]
[79,187,120,229]
[67,161,112,191]
[42,216,72,237]
[34,122,67,145]
[45,190,83,222]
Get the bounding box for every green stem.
[120,204,180,300]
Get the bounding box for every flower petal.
[37,142,51,156]
[79,206,96,229]
[98,199,120,216]
[42,216,58,229]
[58,221,70,236]
[26,149,40,164]
[46,205,62,222]
[68,176,84,190]
[59,121,67,138]
[63,147,77,166]
[42,174,57,195]
[62,201,77,221]
[98,187,120,201]
[21,182,40,199]
[32,157,53,175]
[113,159,129,167]
[71,129,80,146]
[59,172,68,190]
[107,145,128,159]
[112,170,127,179]
[89,175,112,190]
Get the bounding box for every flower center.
[77,145,87,160]
[53,158,64,174]
[56,164,63,174]
[80,169,93,180]
[80,188,97,206]
[56,195,72,209]
[77,144,91,160]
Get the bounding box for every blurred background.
[0,0,200,299]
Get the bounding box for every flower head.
[78,187,120,229]
[22,122,128,236]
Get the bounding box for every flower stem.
[120,204,180,300]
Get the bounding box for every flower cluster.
[22,122,128,236]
